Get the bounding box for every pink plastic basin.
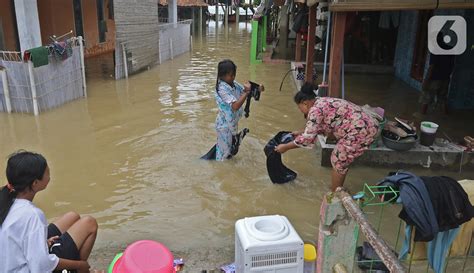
[113,240,175,273]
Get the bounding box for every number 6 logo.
[428,16,466,55]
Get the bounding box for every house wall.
[38,0,75,43]
[114,0,160,78]
[394,9,474,109]
[37,0,116,57]
[82,0,99,46]
[0,0,19,51]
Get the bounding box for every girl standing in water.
[275,83,379,191]
[214,59,264,160]
[0,151,98,273]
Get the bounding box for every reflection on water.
[0,21,472,269]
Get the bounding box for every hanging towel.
[378,171,439,242]
[264,131,297,184]
[400,225,460,273]
[24,46,49,68]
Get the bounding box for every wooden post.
[27,61,39,116]
[0,68,12,113]
[78,36,87,97]
[199,6,203,34]
[121,43,128,78]
[236,3,240,24]
[215,1,219,24]
[250,20,259,63]
[295,34,302,62]
[192,7,195,36]
[170,38,174,60]
[305,4,317,83]
[225,1,229,27]
[317,192,358,273]
[328,12,346,97]
[262,15,267,51]
[335,188,407,273]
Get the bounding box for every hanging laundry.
[384,174,474,273]
[420,176,474,231]
[24,46,49,68]
[264,131,297,184]
[400,226,460,273]
[201,128,249,160]
[378,171,439,242]
[52,41,73,61]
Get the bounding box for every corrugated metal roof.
[159,0,208,7]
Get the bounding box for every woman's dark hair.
[0,151,47,225]
[294,82,317,104]
[215,59,237,92]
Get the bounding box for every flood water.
[1,21,473,270]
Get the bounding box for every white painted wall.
[14,0,42,52]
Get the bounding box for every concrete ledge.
[318,135,474,171]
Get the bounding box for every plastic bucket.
[420,131,437,146]
[111,240,175,273]
[420,121,439,134]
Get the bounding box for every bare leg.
[331,168,347,192]
[52,211,80,234]
[67,216,98,261]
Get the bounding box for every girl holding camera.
[214,59,264,160]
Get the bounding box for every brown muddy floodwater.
[1,22,473,271]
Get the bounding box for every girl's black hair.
[294,82,317,104]
[0,151,47,225]
[215,59,237,92]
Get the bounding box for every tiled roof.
[159,0,208,7]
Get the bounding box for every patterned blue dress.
[215,80,245,160]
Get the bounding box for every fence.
[318,185,474,273]
[158,19,192,64]
[116,19,192,79]
[0,37,86,115]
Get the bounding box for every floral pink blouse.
[294,97,378,174]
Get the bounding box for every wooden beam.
[304,4,317,83]
[295,34,302,62]
[328,12,346,98]
[335,188,407,273]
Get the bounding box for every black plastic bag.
[356,242,396,272]
[201,128,249,160]
[264,131,297,184]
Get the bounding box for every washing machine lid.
[244,215,290,241]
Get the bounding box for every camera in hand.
[249,81,261,101]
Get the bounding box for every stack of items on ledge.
[378,171,474,273]
[465,136,474,151]
[381,118,418,151]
